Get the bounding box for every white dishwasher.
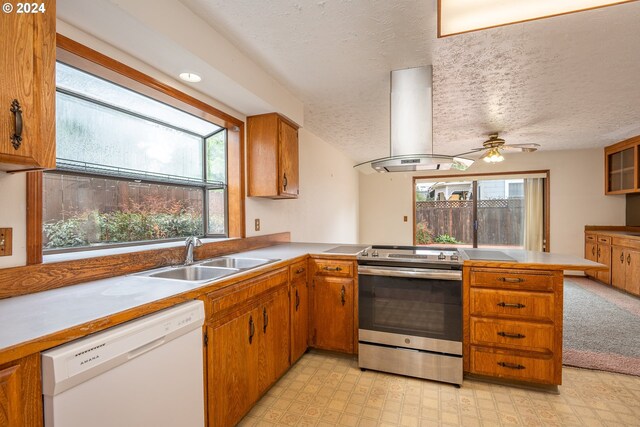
[42,300,205,427]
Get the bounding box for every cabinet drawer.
[312,259,354,277]
[470,269,556,291]
[470,288,554,322]
[470,318,555,353]
[208,269,288,318]
[585,234,597,242]
[289,260,308,283]
[597,236,612,245]
[470,347,556,384]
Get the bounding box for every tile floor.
[239,350,640,427]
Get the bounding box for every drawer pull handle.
[295,268,305,274]
[621,252,625,263]
[498,277,524,283]
[283,173,288,191]
[497,362,525,370]
[498,332,526,339]
[263,307,269,333]
[592,246,595,256]
[323,266,343,272]
[628,254,631,265]
[597,247,601,257]
[341,285,346,306]
[295,289,300,311]
[249,316,255,344]
[497,302,526,309]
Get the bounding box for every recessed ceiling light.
[438,0,632,37]
[179,72,202,83]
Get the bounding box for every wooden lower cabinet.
[205,269,292,427]
[611,245,640,295]
[0,354,43,427]
[465,267,563,386]
[311,276,354,353]
[290,261,309,363]
[585,233,611,285]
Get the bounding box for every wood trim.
[25,172,42,265]
[437,1,636,38]
[544,170,551,252]
[0,232,290,299]
[413,169,551,181]
[227,126,245,238]
[585,225,640,232]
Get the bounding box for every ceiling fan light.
[482,147,504,163]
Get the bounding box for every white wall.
[0,173,26,267]
[359,148,626,257]
[245,129,359,243]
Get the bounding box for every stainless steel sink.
[145,266,239,282]
[199,257,275,270]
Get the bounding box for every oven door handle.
[358,266,462,281]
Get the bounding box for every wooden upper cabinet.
[0,1,56,171]
[605,136,640,194]
[247,113,300,199]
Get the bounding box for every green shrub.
[434,234,460,244]
[415,223,434,245]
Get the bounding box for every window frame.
[412,170,551,251]
[26,35,245,264]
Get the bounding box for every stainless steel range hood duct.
[355,66,473,173]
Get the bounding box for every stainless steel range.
[357,245,463,385]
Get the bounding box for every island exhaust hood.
[354,66,473,173]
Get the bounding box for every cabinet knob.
[295,289,300,311]
[628,254,632,265]
[283,173,288,191]
[10,99,23,150]
[263,307,269,333]
[497,362,525,370]
[340,285,346,306]
[248,315,255,344]
[295,268,305,274]
[621,252,625,263]
[592,246,595,256]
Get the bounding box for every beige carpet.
[563,278,640,376]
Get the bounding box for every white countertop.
[0,243,360,353]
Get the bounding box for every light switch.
[0,228,12,257]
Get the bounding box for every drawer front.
[470,318,555,353]
[470,288,554,322]
[470,269,556,291]
[289,260,308,283]
[597,236,612,245]
[312,259,354,277]
[470,347,556,384]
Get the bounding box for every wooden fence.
[415,199,524,246]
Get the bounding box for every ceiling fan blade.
[454,147,486,157]
[502,143,541,149]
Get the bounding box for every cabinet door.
[625,250,640,296]
[596,244,611,285]
[585,242,597,278]
[258,289,290,394]
[312,276,354,353]
[0,354,42,427]
[207,309,259,427]
[279,120,299,197]
[291,280,309,363]
[0,1,55,170]
[611,246,626,290]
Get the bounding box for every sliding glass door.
[415,175,546,251]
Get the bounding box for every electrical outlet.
[0,228,12,257]
[403,216,408,222]
[255,219,260,231]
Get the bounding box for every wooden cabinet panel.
[0,0,55,171]
[258,289,290,394]
[311,276,354,353]
[625,250,640,295]
[470,288,554,322]
[585,241,598,278]
[470,318,555,354]
[470,347,556,385]
[470,269,555,291]
[0,355,43,427]
[596,243,611,285]
[247,113,299,199]
[279,120,299,197]
[311,259,354,278]
[289,260,307,283]
[611,246,626,290]
[207,309,259,427]
[290,277,309,364]
[605,136,640,195]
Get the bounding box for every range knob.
[371,250,379,257]
[438,252,446,260]
[450,253,459,261]
[361,250,369,257]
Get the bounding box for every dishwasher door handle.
[127,337,166,360]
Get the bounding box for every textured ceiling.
[181,0,640,163]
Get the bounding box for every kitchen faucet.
[184,236,203,265]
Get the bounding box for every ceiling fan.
[460,133,540,163]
